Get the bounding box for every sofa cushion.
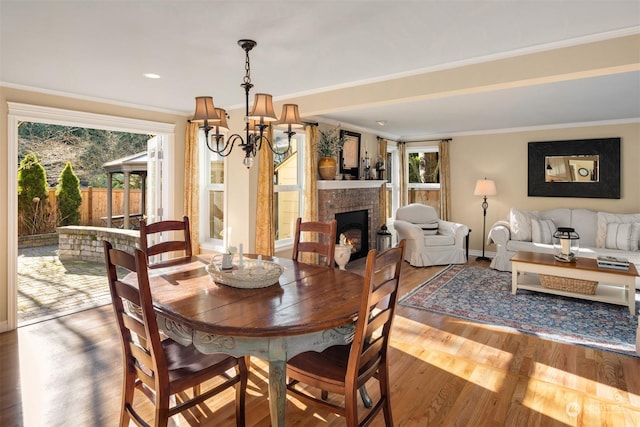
[569,209,598,247]
[423,234,454,247]
[597,212,640,248]
[604,222,640,251]
[396,203,439,223]
[531,218,555,244]
[509,208,538,241]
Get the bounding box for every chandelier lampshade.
[248,93,278,121]
[192,96,219,122]
[192,39,303,168]
[277,104,304,129]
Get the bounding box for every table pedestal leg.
[268,338,287,427]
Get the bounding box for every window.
[407,146,440,189]
[274,129,304,248]
[199,132,225,250]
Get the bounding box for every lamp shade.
[247,119,261,134]
[275,104,303,129]
[192,96,220,122]
[212,108,229,131]
[474,178,497,196]
[248,93,278,121]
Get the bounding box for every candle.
[257,254,263,268]
[238,243,244,269]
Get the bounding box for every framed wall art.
[528,137,620,198]
[339,130,361,178]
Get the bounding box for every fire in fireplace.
[335,209,369,261]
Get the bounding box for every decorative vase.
[334,244,352,270]
[318,157,337,180]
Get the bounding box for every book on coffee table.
[597,255,630,270]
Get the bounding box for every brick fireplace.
[317,180,384,261]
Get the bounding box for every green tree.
[56,162,82,226]
[17,152,51,235]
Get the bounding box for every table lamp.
[474,178,497,261]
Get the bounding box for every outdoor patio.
[17,245,111,326]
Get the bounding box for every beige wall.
[0,86,189,327]
[451,122,640,254]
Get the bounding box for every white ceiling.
[1,1,639,140]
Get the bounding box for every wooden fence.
[46,187,143,227]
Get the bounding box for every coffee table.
[511,251,639,315]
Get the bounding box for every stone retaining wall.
[57,226,140,263]
[19,233,59,248]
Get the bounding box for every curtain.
[378,138,387,226]
[255,125,275,256]
[439,139,452,221]
[398,142,408,207]
[303,124,318,222]
[184,122,200,255]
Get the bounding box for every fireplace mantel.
[317,180,385,190]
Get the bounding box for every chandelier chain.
[243,48,252,87]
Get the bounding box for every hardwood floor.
[2,259,639,426]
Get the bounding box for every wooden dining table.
[127,254,364,427]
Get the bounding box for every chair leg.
[344,388,360,427]
[379,367,394,427]
[359,385,373,408]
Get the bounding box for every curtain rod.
[400,138,452,143]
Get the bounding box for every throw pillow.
[509,208,538,241]
[596,212,640,248]
[416,222,439,235]
[604,222,640,251]
[531,218,555,244]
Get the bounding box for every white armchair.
[394,203,469,267]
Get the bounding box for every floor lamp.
[474,178,497,261]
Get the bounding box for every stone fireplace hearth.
[317,180,384,261]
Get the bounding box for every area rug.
[400,264,639,358]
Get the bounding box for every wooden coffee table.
[511,251,639,315]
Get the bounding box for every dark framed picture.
[528,137,620,198]
[339,130,361,178]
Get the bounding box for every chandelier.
[192,39,303,168]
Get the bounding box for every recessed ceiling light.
[143,73,161,79]
[376,120,386,126]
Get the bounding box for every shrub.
[56,162,82,226]
[17,153,52,235]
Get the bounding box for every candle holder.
[553,227,580,262]
[334,244,353,270]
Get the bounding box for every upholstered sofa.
[488,208,640,286]
[394,203,469,267]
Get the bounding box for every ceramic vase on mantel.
[318,157,337,180]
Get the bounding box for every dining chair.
[103,241,248,427]
[291,217,337,267]
[286,240,406,426]
[139,216,192,269]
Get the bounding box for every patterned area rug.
[400,264,639,358]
